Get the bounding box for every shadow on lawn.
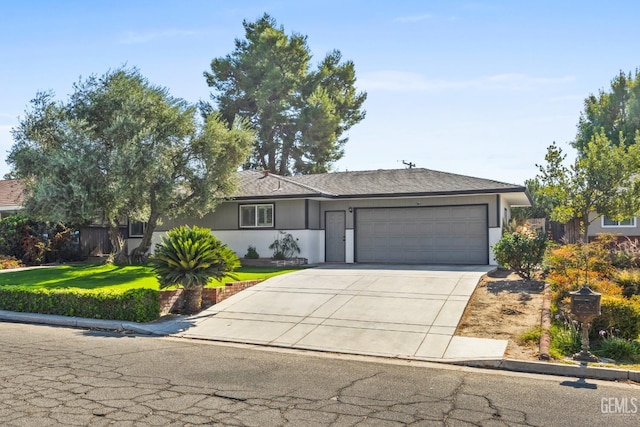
[0,264,156,290]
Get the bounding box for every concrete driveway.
[179,264,509,360]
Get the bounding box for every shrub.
[549,323,581,359]
[244,245,260,259]
[47,224,84,262]
[0,255,22,270]
[0,215,48,265]
[609,237,640,269]
[269,231,301,260]
[491,226,547,279]
[594,335,640,362]
[0,287,159,322]
[0,216,85,265]
[544,239,620,305]
[152,226,240,314]
[613,269,640,298]
[591,295,640,340]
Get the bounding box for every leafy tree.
[8,68,253,262]
[511,178,555,222]
[152,225,240,314]
[204,14,366,175]
[536,134,640,242]
[574,69,640,154]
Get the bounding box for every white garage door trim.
[354,204,489,265]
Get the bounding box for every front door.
[325,211,346,262]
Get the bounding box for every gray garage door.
[355,205,488,264]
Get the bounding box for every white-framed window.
[602,216,636,228]
[129,221,147,237]
[240,204,274,228]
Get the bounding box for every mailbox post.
[570,284,601,362]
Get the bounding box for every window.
[129,221,147,237]
[240,204,274,228]
[602,216,636,228]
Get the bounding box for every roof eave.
[227,187,528,201]
[329,187,528,199]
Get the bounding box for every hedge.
[0,287,160,323]
[591,295,640,340]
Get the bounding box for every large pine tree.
[204,14,367,175]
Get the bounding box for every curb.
[0,310,154,335]
[1,310,638,383]
[452,358,640,383]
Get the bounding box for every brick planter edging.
[539,283,552,360]
[159,280,261,315]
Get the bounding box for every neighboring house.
[0,179,24,219]
[0,179,121,256]
[136,168,531,266]
[587,212,640,242]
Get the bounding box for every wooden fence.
[79,226,127,256]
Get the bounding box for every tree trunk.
[131,189,160,263]
[106,220,127,264]
[183,286,203,314]
[580,214,590,243]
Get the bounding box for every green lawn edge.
[0,263,309,292]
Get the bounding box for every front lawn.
[0,263,305,292]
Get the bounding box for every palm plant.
[152,225,239,314]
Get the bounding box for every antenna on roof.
[401,160,416,169]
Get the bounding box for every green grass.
[0,263,305,291]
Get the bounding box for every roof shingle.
[234,168,525,199]
[0,180,24,207]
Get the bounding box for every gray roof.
[234,168,526,200]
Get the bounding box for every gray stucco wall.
[156,194,501,232]
[157,199,308,231]
[318,194,499,229]
[587,212,640,237]
[308,200,321,230]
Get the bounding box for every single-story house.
[136,168,531,265]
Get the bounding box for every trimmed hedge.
[0,287,160,323]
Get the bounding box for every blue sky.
[1,1,638,185]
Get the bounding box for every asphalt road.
[0,322,638,426]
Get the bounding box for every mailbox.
[570,285,601,321]
[569,284,601,362]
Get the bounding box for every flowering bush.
[549,312,581,359]
[492,225,548,279]
[544,238,621,305]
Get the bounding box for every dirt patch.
[456,269,545,360]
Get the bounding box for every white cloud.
[118,29,200,45]
[394,14,433,23]
[358,71,575,92]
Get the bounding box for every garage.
[355,205,488,264]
